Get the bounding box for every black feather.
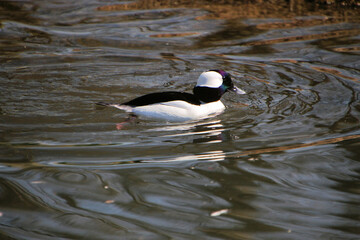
[96,102,113,106]
[123,91,201,107]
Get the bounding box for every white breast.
[132,100,225,122]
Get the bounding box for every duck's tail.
[96,102,133,112]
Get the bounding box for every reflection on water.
[1,0,360,239]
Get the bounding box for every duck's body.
[97,70,245,122]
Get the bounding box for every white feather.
[107,104,133,112]
[132,100,225,122]
[196,71,223,88]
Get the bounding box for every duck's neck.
[193,86,225,103]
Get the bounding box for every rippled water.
[1,0,360,239]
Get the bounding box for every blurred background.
[1,0,360,239]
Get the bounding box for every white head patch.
[196,71,223,88]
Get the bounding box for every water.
[1,0,360,239]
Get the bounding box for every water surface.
[1,0,360,239]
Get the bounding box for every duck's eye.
[222,74,233,88]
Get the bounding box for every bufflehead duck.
[97,70,245,122]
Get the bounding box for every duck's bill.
[229,86,246,95]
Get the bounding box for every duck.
[96,70,246,122]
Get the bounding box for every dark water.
[1,0,360,239]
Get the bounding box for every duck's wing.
[123,91,201,107]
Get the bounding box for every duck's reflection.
[141,150,226,163]
[139,119,228,163]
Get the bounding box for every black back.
[123,91,201,107]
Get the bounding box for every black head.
[193,70,245,103]
[209,69,236,92]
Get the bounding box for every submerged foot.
[116,114,138,130]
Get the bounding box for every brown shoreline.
[97,0,360,20]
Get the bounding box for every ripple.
[53,171,87,184]
[1,0,360,239]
